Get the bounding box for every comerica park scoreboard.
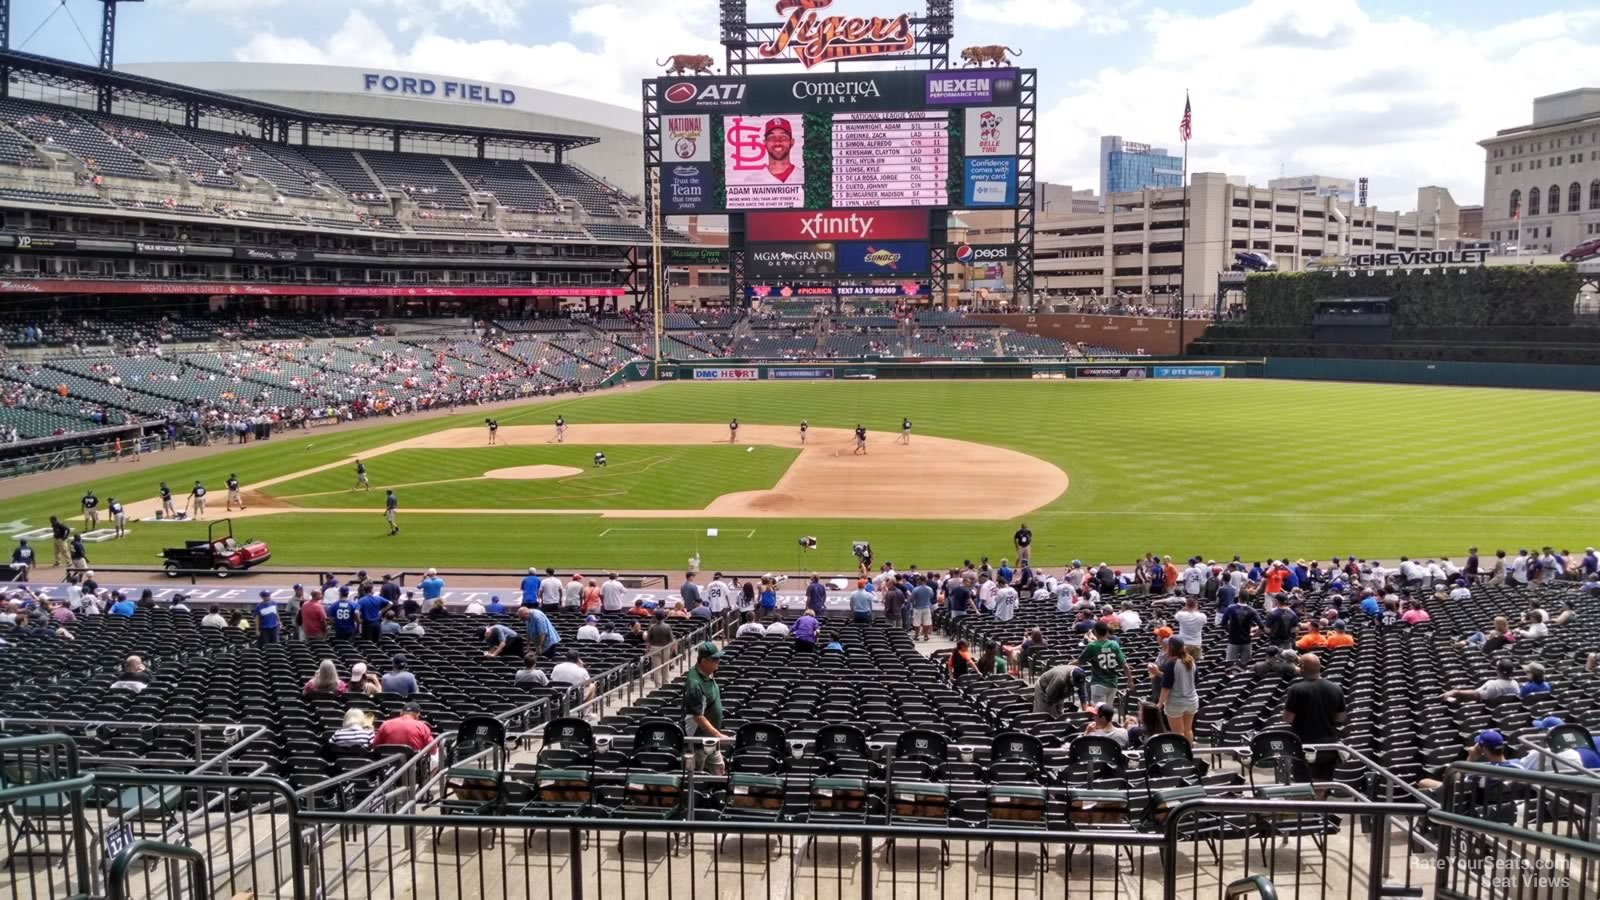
[652,68,1024,215]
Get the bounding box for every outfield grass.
[4,380,1598,573]
[263,445,798,510]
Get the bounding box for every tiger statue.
[657,54,717,76]
[959,45,1022,67]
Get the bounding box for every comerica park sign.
[1349,249,1488,268]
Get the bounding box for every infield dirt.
[129,423,1068,521]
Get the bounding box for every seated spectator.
[1448,581,1472,602]
[575,615,601,641]
[764,618,790,637]
[599,626,624,642]
[1084,703,1130,747]
[305,659,347,694]
[485,595,507,616]
[1442,658,1521,704]
[110,656,150,692]
[1418,730,1517,790]
[427,598,450,619]
[379,608,402,635]
[1400,599,1431,625]
[734,611,766,638]
[1518,610,1549,640]
[373,702,434,751]
[400,615,426,636]
[109,593,137,617]
[1252,645,1299,677]
[1292,621,1331,646]
[329,709,375,750]
[381,654,419,695]
[629,599,654,617]
[464,597,487,616]
[513,653,549,686]
[1459,616,1514,653]
[1324,621,1355,649]
[1520,663,1552,697]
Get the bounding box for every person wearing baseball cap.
[684,641,727,774]
[761,118,796,182]
[1519,717,1600,771]
[576,615,602,642]
[381,654,419,695]
[253,590,281,646]
[373,701,433,751]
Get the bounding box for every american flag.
[1179,95,1192,143]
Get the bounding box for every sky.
[16,0,1600,211]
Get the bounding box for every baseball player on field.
[108,497,126,538]
[898,416,912,445]
[729,418,739,443]
[555,416,566,443]
[854,424,867,455]
[487,418,499,445]
[81,490,100,531]
[385,490,399,536]
[353,459,370,492]
[226,473,245,511]
[799,420,808,444]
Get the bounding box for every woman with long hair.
[1154,636,1199,744]
[948,639,975,679]
[304,659,346,694]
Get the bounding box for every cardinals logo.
[750,284,774,299]
[899,281,922,296]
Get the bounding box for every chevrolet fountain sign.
[1348,249,1488,268]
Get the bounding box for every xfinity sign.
[746,209,927,242]
[1349,249,1488,268]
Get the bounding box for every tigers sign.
[756,0,916,69]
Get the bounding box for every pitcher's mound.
[483,465,584,480]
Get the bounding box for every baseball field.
[4,378,1598,573]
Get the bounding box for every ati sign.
[1349,249,1489,268]
[660,80,747,110]
[756,0,915,69]
[746,209,927,242]
[952,243,1014,264]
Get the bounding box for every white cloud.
[966,0,1088,30]
[1038,0,1600,210]
[235,3,722,109]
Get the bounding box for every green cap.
[697,641,724,661]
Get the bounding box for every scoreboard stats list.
[830,111,948,209]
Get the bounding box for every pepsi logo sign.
[951,243,1012,264]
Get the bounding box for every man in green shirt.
[1077,621,1134,708]
[683,641,727,774]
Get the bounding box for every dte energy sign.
[362,73,515,105]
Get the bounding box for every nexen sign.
[362,73,516,106]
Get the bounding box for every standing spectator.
[909,575,936,642]
[1221,599,1261,665]
[253,590,281,645]
[357,587,388,640]
[683,642,727,774]
[1282,654,1346,785]
[601,573,627,612]
[581,579,602,614]
[419,569,446,603]
[882,577,906,631]
[524,605,562,658]
[849,579,874,623]
[481,623,524,658]
[1078,621,1133,707]
[328,589,360,639]
[792,608,820,650]
[805,574,827,617]
[1033,664,1083,717]
[1174,596,1207,655]
[519,567,542,607]
[564,573,585,610]
[647,610,675,685]
[1013,522,1033,565]
[538,568,563,608]
[1153,637,1199,744]
[993,579,1019,622]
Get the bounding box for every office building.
[1479,88,1600,255]
[1030,172,1459,307]
[1036,182,1100,215]
[1267,175,1357,203]
[1099,135,1184,198]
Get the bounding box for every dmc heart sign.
[756,0,917,69]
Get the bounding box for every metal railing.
[1433,762,1600,900]
[106,840,208,900]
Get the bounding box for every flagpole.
[1179,90,1190,320]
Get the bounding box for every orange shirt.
[1265,569,1287,593]
[1163,564,1179,587]
[1296,632,1328,651]
[1323,632,1355,649]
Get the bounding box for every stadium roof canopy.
[0,49,599,155]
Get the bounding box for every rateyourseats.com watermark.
[1413,856,1574,888]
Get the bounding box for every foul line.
[599,527,756,538]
